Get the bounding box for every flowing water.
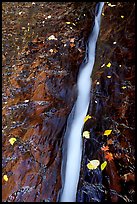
[59,2,104,202]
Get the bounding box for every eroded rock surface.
[2,2,96,202]
[77,2,135,202]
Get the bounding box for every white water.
[59,2,104,202]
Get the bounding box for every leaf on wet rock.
[101,63,105,67]
[101,161,107,170]
[87,160,100,170]
[101,145,109,151]
[106,62,111,68]
[3,175,8,182]
[47,15,51,19]
[103,129,112,136]
[122,86,126,89]
[70,43,75,48]
[48,35,57,40]
[49,49,54,53]
[105,152,114,161]
[107,3,116,7]
[83,131,90,139]
[9,137,17,145]
[107,139,113,145]
[84,115,92,123]
[70,38,75,43]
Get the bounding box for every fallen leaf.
[66,22,71,24]
[84,115,92,123]
[3,175,8,182]
[83,131,90,139]
[106,62,111,68]
[70,38,75,43]
[122,86,126,89]
[47,15,51,19]
[78,48,82,52]
[103,129,112,136]
[9,137,17,145]
[107,75,111,78]
[105,152,114,161]
[108,3,116,7]
[49,49,54,53]
[102,12,105,16]
[96,81,100,85]
[107,139,113,145]
[87,160,100,170]
[101,161,107,170]
[121,15,124,18]
[101,145,109,151]
[24,100,29,103]
[48,35,57,40]
[70,43,75,48]
[101,64,105,67]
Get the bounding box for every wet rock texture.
[77,2,135,202]
[2,2,96,202]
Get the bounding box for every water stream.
[59,2,104,202]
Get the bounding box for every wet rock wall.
[77,2,135,202]
[2,2,96,202]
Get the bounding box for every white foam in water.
[59,2,104,202]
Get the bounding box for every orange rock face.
[2,2,96,202]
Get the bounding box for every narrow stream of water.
[59,2,104,202]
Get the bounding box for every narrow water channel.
[59,2,104,202]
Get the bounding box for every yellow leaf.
[87,160,100,170]
[49,49,54,53]
[9,137,17,145]
[103,129,112,136]
[101,161,107,170]
[83,131,90,139]
[48,35,57,40]
[108,3,116,7]
[122,86,126,89]
[106,62,111,68]
[107,75,111,79]
[3,175,8,181]
[84,115,92,123]
[121,15,124,18]
[102,13,105,16]
[66,22,71,24]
